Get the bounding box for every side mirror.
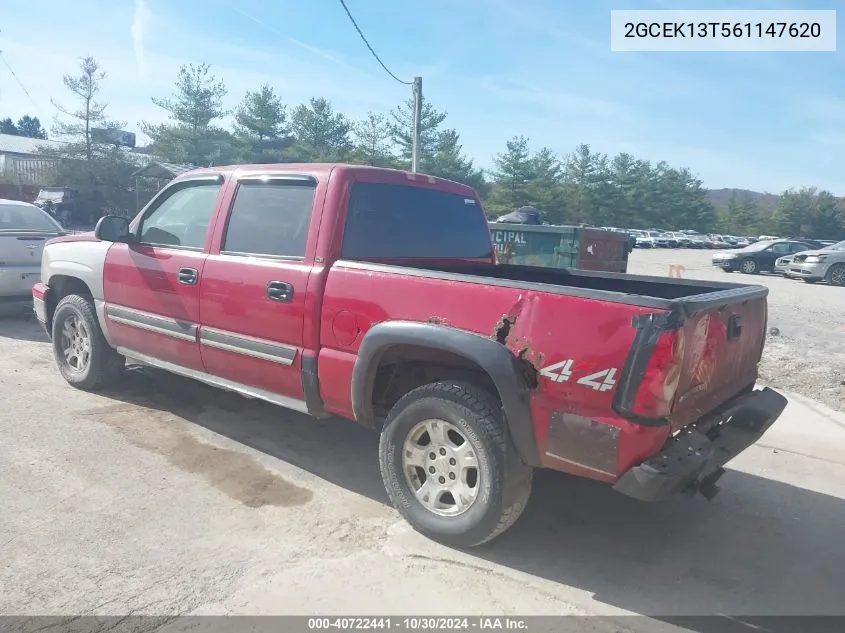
[95,215,133,243]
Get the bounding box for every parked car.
[712,239,816,274]
[31,163,787,547]
[669,232,692,247]
[647,231,670,247]
[774,255,794,275]
[636,233,655,248]
[784,237,828,250]
[0,198,66,306]
[659,232,679,248]
[785,240,845,286]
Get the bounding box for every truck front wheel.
[378,382,533,548]
[51,294,125,391]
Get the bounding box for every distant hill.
[706,188,781,214]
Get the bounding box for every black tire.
[739,258,758,274]
[826,264,845,287]
[52,294,125,391]
[378,382,533,548]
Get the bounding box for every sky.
[1,0,844,193]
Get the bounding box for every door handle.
[178,267,198,285]
[267,281,293,302]
[727,315,743,340]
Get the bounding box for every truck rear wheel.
[52,294,125,391]
[378,382,533,548]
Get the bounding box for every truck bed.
[337,258,768,432]
[383,261,768,316]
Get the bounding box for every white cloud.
[130,0,151,82]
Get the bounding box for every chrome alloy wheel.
[59,313,91,373]
[402,418,480,517]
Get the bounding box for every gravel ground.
[1,315,844,626]
[1,263,845,625]
[627,248,845,413]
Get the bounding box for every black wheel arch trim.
[351,320,541,467]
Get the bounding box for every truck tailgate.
[614,288,768,431]
[669,295,767,430]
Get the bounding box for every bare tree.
[51,57,116,161]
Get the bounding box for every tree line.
[0,115,47,139]
[10,56,845,239]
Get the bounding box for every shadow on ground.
[0,311,48,342]
[94,366,844,630]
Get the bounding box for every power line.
[0,49,42,115]
[337,0,412,85]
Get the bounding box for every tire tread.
[379,381,533,547]
[52,294,124,391]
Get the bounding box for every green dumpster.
[489,223,631,273]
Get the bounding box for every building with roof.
[129,160,195,213]
[0,133,67,200]
[1,133,199,211]
[130,161,194,181]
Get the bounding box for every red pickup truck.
[32,163,787,547]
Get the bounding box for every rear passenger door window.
[341,182,492,260]
[138,182,222,250]
[222,180,317,259]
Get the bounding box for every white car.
[635,234,655,248]
[0,199,66,306]
[774,256,793,275]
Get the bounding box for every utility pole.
[411,76,422,173]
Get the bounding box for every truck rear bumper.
[612,387,787,502]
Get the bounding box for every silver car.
[0,199,66,304]
[785,240,845,286]
[774,255,793,275]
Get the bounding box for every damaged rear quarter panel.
[502,291,672,478]
[320,264,672,479]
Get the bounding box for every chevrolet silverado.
[32,163,787,547]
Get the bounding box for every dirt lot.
[628,248,845,413]
[1,257,844,628]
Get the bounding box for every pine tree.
[142,63,235,166]
[389,96,447,170]
[351,112,394,167]
[289,97,353,162]
[427,129,484,190]
[234,84,290,163]
[16,115,47,139]
[0,118,17,134]
[45,57,134,209]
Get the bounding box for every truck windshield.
[341,182,493,259]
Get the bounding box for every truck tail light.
[630,330,684,418]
